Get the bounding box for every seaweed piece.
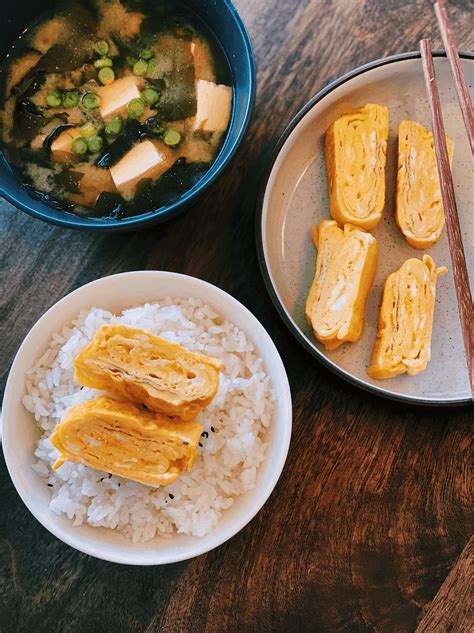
[36,44,86,74]
[155,68,196,120]
[173,24,195,41]
[129,159,208,214]
[54,168,84,193]
[139,4,193,38]
[43,123,77,150]
[35,4,97,73]
[13,72,46,101]
[18,98,43,117]
[94,191,124,217]
[9,73,52,144]
[18,145,53,169]
[23,184,75,212]
[144,115,165,135]
[147,33,197,120]
[13,106,48,145]
[95,119,148,168]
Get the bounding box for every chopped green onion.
[80,122,97,139]
[163,128,181,146]
[147,58,157,73]
[82,92,101,110]
[133,60,148,76]
[94,40,109,56]
[105,117,123,136]
[71,137,88,155]
[98,67,115,85]
[45,91,62,107]
[87,136,104,153]
[141,87,159,105]
[94,57,113,69]
[62,90,80,108]
[126,56,139,67]
[127,97,145,119]
[140,48,154,60]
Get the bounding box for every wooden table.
[1,1,472,631]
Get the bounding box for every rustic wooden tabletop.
[1,1,473,631]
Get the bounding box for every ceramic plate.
[258,52,473,406]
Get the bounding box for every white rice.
[23,298,274,542]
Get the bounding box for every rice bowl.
[27,299,274,542]
[2,272,292,564]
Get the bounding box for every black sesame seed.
[211,426,215,432]
[169,493,174,499]
[199,442,203,447]
[47,483,53,487]
[108,473,112,478]
[201,431,209,438]
[183,441,189,445]
[99,478,104,482]
[118,483,121,487]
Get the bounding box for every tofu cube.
[193,80,232,133]
[190,41,214,82]
[50,127,82,162]
[98,76,141,121]
[110,140,167,195]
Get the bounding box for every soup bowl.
[0,0,255,231]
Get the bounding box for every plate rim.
[255,50,474,407]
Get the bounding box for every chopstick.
[420,39,473,396]
[434,0,474,154]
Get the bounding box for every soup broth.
[0,0,233,219]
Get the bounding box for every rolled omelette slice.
[306,220,378,350]
[326,103,389,230]
[75,324,221,421]
[396,120,455,249]
[367,255,447,380]
[50,396,204,486]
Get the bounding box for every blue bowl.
[0,0,255,231]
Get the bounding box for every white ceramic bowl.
[2,271,292,565]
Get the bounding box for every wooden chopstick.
[420,39,473,396]
[434,0,474,154]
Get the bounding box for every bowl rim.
[255,50,474,408]
[0,0,256,232]
[1,271,292,565]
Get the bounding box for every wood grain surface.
[1,1,473,632]
[416,536,473,632]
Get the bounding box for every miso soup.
[0,0,233,219]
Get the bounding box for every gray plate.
[257,52,473,406]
